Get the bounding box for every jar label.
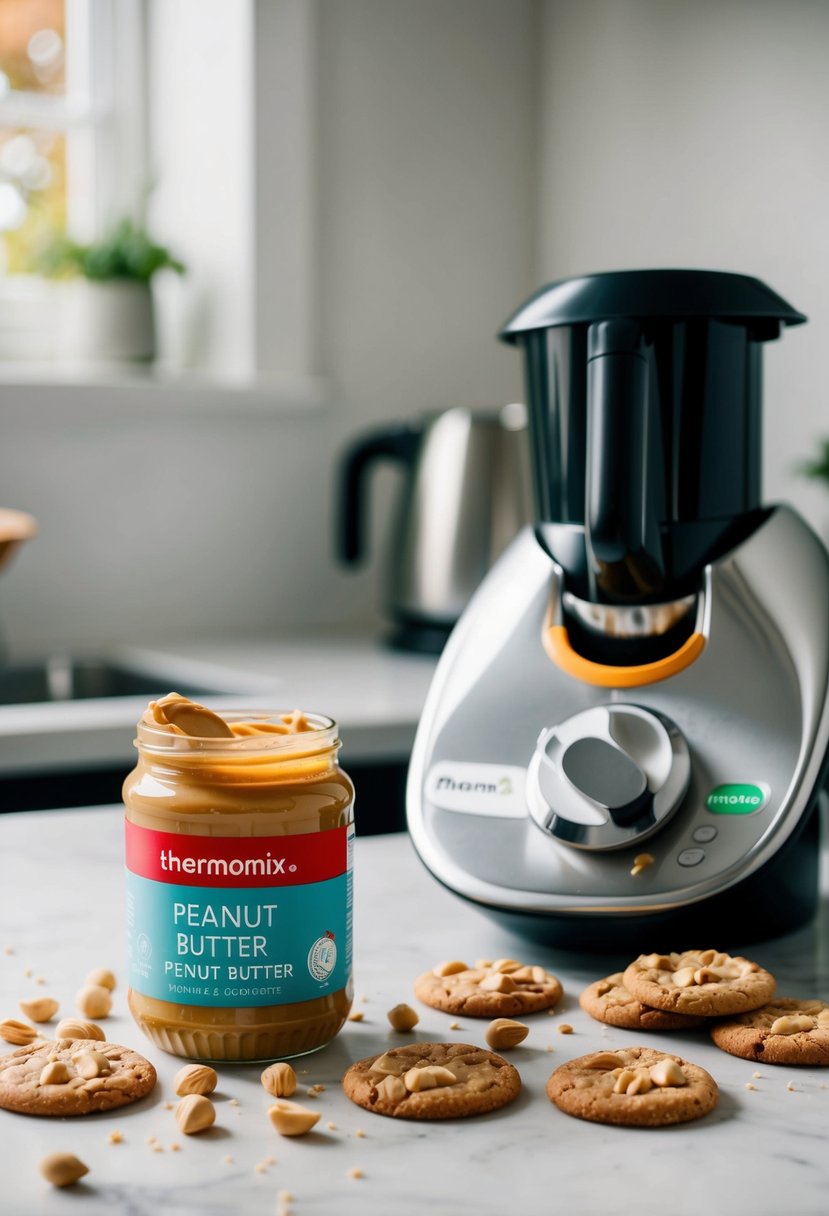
[125,821,353,1007]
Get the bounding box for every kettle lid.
[499,268,806,343]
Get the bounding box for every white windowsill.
[0,364,328,417]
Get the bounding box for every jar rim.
[136,709,339,755]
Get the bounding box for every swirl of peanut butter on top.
[145,693,312,738]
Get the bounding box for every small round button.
[692,825,718,843]
[678,847,705,867]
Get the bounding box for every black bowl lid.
[499,269,807,343]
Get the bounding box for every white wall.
[0,0,537,655]
[538,0,829,533]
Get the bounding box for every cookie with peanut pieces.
[710,998,829,1065]
[622,949,775,1017]
[546,1046,718,1127]
[579,972,701,1031]
[0,1039,156,1116]
[342,1042,521,1120]
[414,958,562,1018]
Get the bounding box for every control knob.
[526,704,690,850]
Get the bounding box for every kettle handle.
[337,424,422,564]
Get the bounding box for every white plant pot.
[56,279,156,367]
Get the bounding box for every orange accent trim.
[543,624,705,688]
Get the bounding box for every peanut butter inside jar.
[123,694,354,1063]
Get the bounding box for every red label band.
[125,820,347,888]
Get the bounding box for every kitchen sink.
[0,655,217,705]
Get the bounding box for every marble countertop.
[0,632,437,775]
[2,806,829,1216]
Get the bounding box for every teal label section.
[706,783,769,815]
[126,866,352,1007]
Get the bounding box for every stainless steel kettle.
[338,405,532,652]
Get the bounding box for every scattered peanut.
[0,1018,37,1045]
[261,1061,297,1098]
[556,1023,573,1034]
[348,1010,364,1022]
[75,985,112,1019]
[175,1094,216,1135]
[55,1018,105,1041]
[492,958,522,973]
[39,1152,89,1188]
[347,1167,364,1179]
[19,997,59,1023]
[387,1003,419,1032]
[484,1018,529,1050]
[85,968,117,992]
[108,1130,123,1145]
[268,1099,321,1137]
[174,1063,218,1096]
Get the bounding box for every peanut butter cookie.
[342,1042,521,1120]
[547,1046,718,1127]
[622,949,775,1017]
[414,959,562,1018]
[0,1039,157,1116]
[579,973,701,1031]
[710,998,829,1065]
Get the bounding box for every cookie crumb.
[326,1121,337,1130]
[278,1190,294,1202]
[354,1128,366,1138]
[753,1071,763,1078]
[170,1143,181,1152]
[35,976,46,985]
[223,1155,234,1165]
[745,1082,757,1091]
[348,1011,364,1022]
[309,1083,325,1093]
[787,1081,796,1092]
[557,1023,574,1034]
[164,1102,174,1110]
[23,968,32,977]
[229,1097,240,1107]
[108,1130,123,1144]
[546,1045,555,1052]
[347,1167,364,1179]
[255,1162,268,1174]
[449,1021,461,1030]
[3,946,13,955]
[146,1135,158,1146]
[152,1144,163,1153]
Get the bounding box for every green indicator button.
[706,783,769,815]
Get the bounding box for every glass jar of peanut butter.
[123,694,354,1063]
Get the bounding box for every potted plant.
[36,219,185,366]
[801,440,829,488]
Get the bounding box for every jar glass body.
[123,712,354,1063]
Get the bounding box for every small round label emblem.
[307,931,337,982]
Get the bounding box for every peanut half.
[261,1061,297,1097]
[19,997,59,1023]
[268,1099,321,1136]
[174,1063,218,1096]
[72,1050,111,1080]
[40,1061,73,1085]
[0,1018,38,1046]
[402,1065,457,1092]
[770,1014,816,1036]
[39,1153,89,1188]
[485,1018,529,1050]
[85,968,117,992]
[75,985,112,1019]
[55,1018,105,1041]
[175,1094,216,1135]
[432,960,468,977]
